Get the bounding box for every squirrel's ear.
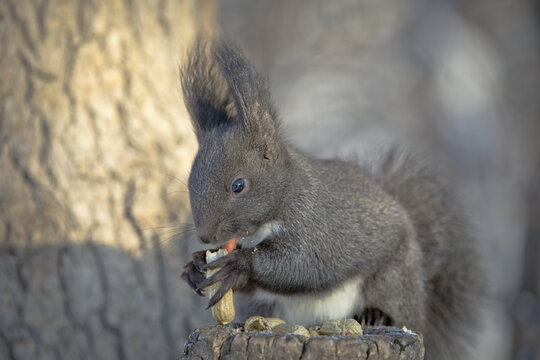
[180,40,236,142]
[213,41,282,160]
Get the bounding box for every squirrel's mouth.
[235,221,283,249]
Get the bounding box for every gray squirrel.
[181,40,484,359]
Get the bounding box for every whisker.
[151,223,197,241]
[140,222,196,231]
[162,172,189,189]
[165,190,189,195]
[116,220,198,260]
[156,227,198,257]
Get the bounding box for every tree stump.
[182,324,424,360]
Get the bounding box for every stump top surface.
[182,324,424,360]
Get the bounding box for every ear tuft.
[212,41,283,160]
[181,39,283,159]
[180,39,236,142]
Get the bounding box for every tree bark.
[182,325,425,360]
[0,1,216,359]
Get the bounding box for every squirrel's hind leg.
[356,308,393,327]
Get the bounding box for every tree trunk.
[0,1,216,359]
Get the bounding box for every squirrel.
[180,40,484,359]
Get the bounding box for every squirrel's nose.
[199,236,210,244]
[199,235,214,244]
[198,224,219,244]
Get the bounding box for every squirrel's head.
[181,40,290,246]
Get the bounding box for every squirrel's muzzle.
[199,235,215,244]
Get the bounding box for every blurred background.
[0,0,538,359]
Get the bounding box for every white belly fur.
[252,277,364,326]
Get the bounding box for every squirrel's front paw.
[198,249,250,308]
[181,250,211,296]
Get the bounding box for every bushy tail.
[364,147,486,359]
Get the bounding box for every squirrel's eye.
[232,178,245,194]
